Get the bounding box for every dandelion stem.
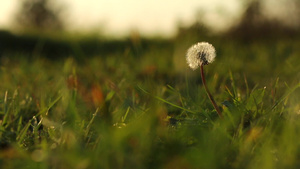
[200,65,222,118]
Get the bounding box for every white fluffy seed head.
[186,42,216,70]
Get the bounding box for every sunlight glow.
[0,0,241,37]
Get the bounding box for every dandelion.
[186,42,216,69]
[186,42,222,118]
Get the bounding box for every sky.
[0,0,296,37]
[0,0,242,37]
[61,0,241,37]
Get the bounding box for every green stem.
[200,65,222,118]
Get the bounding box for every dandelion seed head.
[186,42,216,70]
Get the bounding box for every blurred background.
[1,0,243,37]
[0,0,300,61]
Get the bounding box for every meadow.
[0,32,300,169]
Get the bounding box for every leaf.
[137,86,215,123]
[222,100,239,125]
[269,82,300,111]
[246,88,266,111]
[91,84,104,107]
[36,95,62,116]
[16,120,31,144]
[105,91,115,102]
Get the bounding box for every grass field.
[0,35,300,169]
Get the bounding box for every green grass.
[0,37,300,169]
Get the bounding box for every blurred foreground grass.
[0,36,300,169]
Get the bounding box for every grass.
[0,36,300,169]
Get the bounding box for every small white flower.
[186,42,216,70]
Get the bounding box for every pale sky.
[0,0,294,37]
[61,0,241,36]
